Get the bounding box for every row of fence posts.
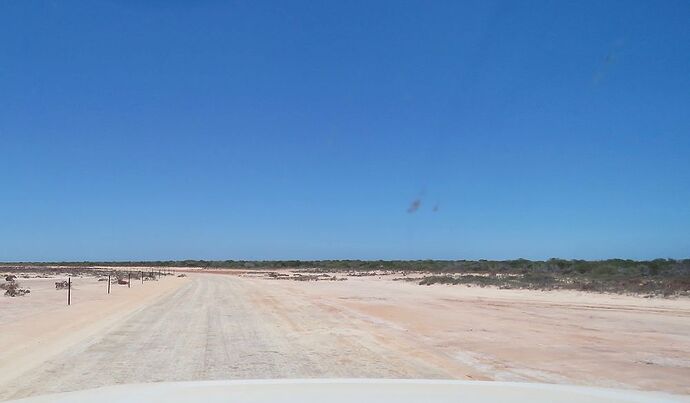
[66,268,178,306]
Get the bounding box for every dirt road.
[1,273,689,400]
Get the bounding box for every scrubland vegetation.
[2,259,688,296]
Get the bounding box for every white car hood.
[8,379,689,403]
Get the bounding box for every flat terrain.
[1,271,689,400]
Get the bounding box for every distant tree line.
[2,258,689,277]
[2,258,688,295]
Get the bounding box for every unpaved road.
[1,272,689,400]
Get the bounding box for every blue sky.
[1,1,689,261]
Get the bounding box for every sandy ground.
[0,271,689,400]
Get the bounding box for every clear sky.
[1,1,689,261]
